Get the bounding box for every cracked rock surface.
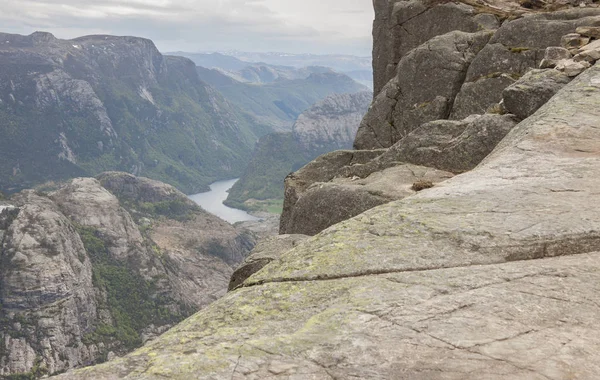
[53,59,600,380]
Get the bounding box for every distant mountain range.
[196,66,367,131]
[169,51,374,89]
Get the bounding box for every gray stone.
[280,149,386,235]
[539,46,572,68]
[355,30,493,150]
[282,165,453,236]
[556,58,592,76]
[561,32,590,49]
[375,114,519,174]
[502,68,572,119]
[574,38,600,62]
[373,0,485,95]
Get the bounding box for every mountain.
[53,2,600,379]
[224,91,372,211]
[222,51,372,72]
[196,67,367,131]
[0,32,267,194]
[0,172,256,377]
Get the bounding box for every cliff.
[0,173,256,377]
[53,1,600,379]
[0,32,264,194]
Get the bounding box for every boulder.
[539,46,572,68]
[282,165,453,236]
[561,32,590,50]
[556,58,592,76]
[280,149,386,234]
[574,39,600,62]
[228,234,309,291]
[375,114,519,174]
[355,30,493,149]
[502,68,572,119]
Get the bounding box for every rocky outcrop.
[280,112,516,235]
[356,30,493,149]
[0,173,256,377]
[502,69,572,119]
[279,149,386,234]
[53,59,600,380]
[0,192,98,378]
[361,6,600,150]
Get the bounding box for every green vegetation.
[4,357,47,380]
[137,199,197,221]
[224,133,310,211]
[76,225,189,351]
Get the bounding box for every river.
[188,178,259,224]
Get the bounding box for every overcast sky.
[0,0,374,56]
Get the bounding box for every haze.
[1,0,374,56]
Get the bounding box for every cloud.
[0,0,373,55]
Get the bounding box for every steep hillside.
[0,173,255,378]
[224,92,372,211]
[196,67,367,130]
[0,32,267,194]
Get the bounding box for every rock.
[228,234,309,291]
[355,30,493,149]
[372,0,489,95]
[279,149,386,234]
[0,173,257,377]
[561,32,590,49]
[375,114,519,174]
[282,164,453,236]
[0,191,97,377]
[364,7,600,149]
[292,91,372,154]
[502,68,572,119]
[556,58,592,76]
[539,46,572,68]
[451,8,600,118]
[576,25,600,38]
[574,39,600,62]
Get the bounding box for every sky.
[0,0,374,56]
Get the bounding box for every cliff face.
[52,2,600,380]
[360,3,600,149]
[0,173,256,377]
[292,91,373,155]
[0,32,263,194]
[224,92,372,211]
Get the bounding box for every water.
[188,179,259,224]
